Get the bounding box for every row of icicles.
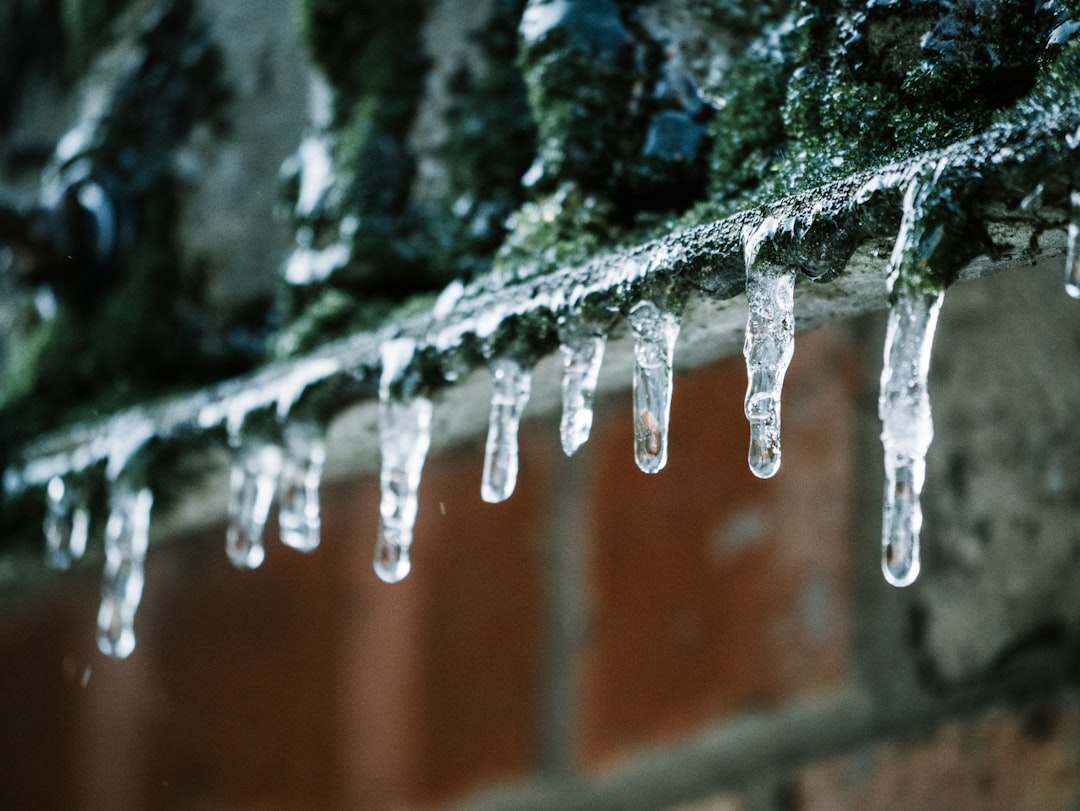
[32,183,1080,659]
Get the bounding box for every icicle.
[1065,191,1080,299]
[278,422,325,553]
[558,317,606,457]
[628,300,680,474]
[43,475,90,571]
[742,241,796,479]
[96,483,153,659]
[225,441,282,570]
[481,357,532,503]
[879,285,942,587]
[375,337,433,583]
[875,162,952,588]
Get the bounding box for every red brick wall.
[2,278,1079,810]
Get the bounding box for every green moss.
[61,0,126,67]
[680,0,1075,232]
[0,0,232,450]
[492,183,620,284]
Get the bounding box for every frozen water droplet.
[43,475,90,571]
[374,526,412,583]
[482,358,532,503]
[1019,183,1044,212]
[879,284,943,588]
[432,279,465,320]
[628,300,680,474]
[1065,191,1080,299]
[743,232,796,479]
[96,484,153,659]
[557,318,606,457]
[376,338,433,583]
[226,443,282,570]
[278,423,325,553]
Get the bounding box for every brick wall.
[1,262,1078,809]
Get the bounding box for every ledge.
[3,104,1077,545]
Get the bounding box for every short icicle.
[557,317,606,457]
[879,285,943,587]
[1065,190,1080,299]
[43,475,90,571]
[97,482,154,659]
[375,337,433,583]
[226,439,283,570]
[278,422,325,553]
[482,357,532,503]
[743,224,796,479]
[628,300,680,474]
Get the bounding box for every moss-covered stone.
[0,0,233,450]
[693,0,1075,224]
[491,183,619,284]
[280,0,539,353]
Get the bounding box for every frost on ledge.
[1,104,1078,655]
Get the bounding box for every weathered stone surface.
[915,259,1080,683]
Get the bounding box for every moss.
[0,1,66,133]
[890,171,989,295]
[491,183,621,284]
[679,0,1075,231]
[0,0,232,449]
[275,288,392,358]
[705,18,799,205]
[433,0,536,279]
[60,0,127,67]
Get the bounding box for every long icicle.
[879,287,942,587]
[374,337,433,583]
[558,317,606,457]
[628,300,680,474]
[743,222,796,479]
[97,483,154,658]
[43,475,90,571]
[225,440,282,570]
[1066,190,1080,299]
[481,357,532,503]
[878,166,947,588]
[278,422,325,553]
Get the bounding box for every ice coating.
[226,442,283,570]
[558,318,606,457]
[278,423,325,553]
[96,484,153,659]
[43,475,90,571]
[628,300,680,473]
[482,358,533,503]
[879,285,944,587]
[375,337,433,583]
[743,225,796,479]
[1066,190,1080,299]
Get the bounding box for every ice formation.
[43,475,89,571]
[96,484,153,658]
[877,167,947,588]
[225,441,283,570]
[879,285,943,587]
[558,317,606,457]
[278,422,325,553]
[628,300,680,474]
[482,358,533,503]
[742,222,796,479]
[375,337,433,583]
[1066,190,1079,299]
